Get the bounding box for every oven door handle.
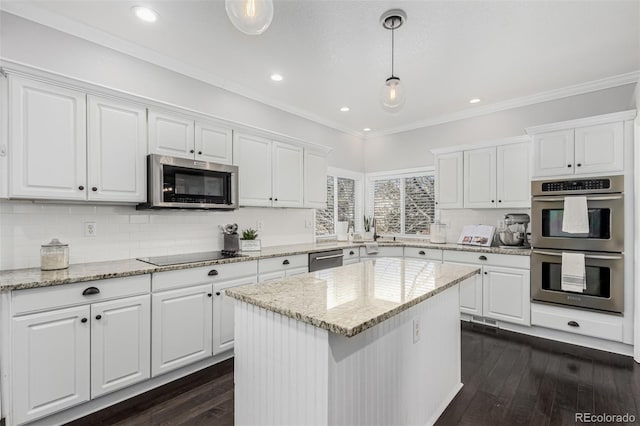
[313,254,345,261]
[532,250,623,260]
[532,195,623,202]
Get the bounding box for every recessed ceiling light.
[132,6,158,23]
[363,128,371,132]
[469,98,481,104]
[270,73,283,82]
[340,106,350,112]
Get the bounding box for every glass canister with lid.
[40,238,69,270]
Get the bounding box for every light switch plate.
[85,222,97,237]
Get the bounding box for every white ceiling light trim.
[270,73,283,82]
[131,6,157,23]
[469,98,481,104]
[365,70,640,138]
[340,106,350,112]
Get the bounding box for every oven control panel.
[532,175,623,196]
[541,179,610,192]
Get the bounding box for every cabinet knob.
[491,200,495,203]
[92,187,98,192]
[82,286,100,296]
[498,200,502,203]
[216,292,221,296]
[349,250,355,255]
[435,201,439,205]
[81,318,88,323]
[478,255,487,261]
[577,163,582,167]
[208,293,212,297]
[95,314,102,320]
[198,151,202,155]
[78,185,85,191]
[283,259,290,265]
[418,251,426,255]
[484,271,488,275]
[190,149,195,153]
[208,269,219,276]
[269,197,273,201]
[567,164,572,168]
[567,320,580,327]
[274,198,278,201]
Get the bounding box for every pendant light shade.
[225,0,274,35]
[380,10,406,113]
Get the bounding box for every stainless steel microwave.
[137,155,238,210]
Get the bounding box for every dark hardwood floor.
[68,322,640,426]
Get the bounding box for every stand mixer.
[497,213,530,248]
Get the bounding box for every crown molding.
[525,109,637,135]
[0,4,362,139]
[430,135,531,155]
[366,71,640,138]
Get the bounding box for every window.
[368,170,435,236]
[315,168,363,237]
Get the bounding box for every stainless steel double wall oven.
[530,175,624,314]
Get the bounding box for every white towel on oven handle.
[562,196,589,234]
[561,252,586,293]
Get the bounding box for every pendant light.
[225,0,274,35]
[380,10,407,113]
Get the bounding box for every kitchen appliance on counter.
[309,249,344,272]
[497,213,530,248]
[530,175,624,314]
[137,154,238,210]
[137,250,247,266]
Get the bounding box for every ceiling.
[2,0,639,137]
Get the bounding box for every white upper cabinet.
[87,96,147,202]
[9,76,87,200]
[532,130,574,177]
[574,122,623,174]
[195,120,233,165]
[149,110,233,164]
[272,142,304,208]
[496,142,531,208]
[434,152,463,209]
[234,132,273,207]
[233,133,305,208]
[148,110,195,160]
[464,147,497,208]
[303,150,328,209]
[529,114,628,178]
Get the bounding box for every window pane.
[373,179,401,234]
[337,177,355,227]
[404,175,435,235]
[315,176,334,235]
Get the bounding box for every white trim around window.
[314,167,365,241]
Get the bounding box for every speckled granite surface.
[0,240,528,291]
[226,258,480,337]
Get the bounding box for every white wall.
[364,84,637,172]
[0,200,313,270]
[0,11,364,172]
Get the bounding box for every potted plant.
[240,228,261,251]
[363,216,375,241]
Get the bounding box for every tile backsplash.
[0,200,314,270]
[437,208,531,244]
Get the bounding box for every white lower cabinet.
[213,275,257,355]
[151,284,213,377]
[258,255,308,282]
[452,263,483,317]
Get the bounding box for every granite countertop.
[0,240,529,292]
[226,258,480,337]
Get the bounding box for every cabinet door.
[448,261,483,316]
[483,266,530,326]
[532,130,574,177]
[87,96,147,202]
[464,147,497,208]
[259,270,286,282]
[434,152,463,209]
[303,150,328,209]
[195,120,233,165]
[496,142,531,208]
[151,284,213,376]
[213,276,257,355]
[286,266,309,277]
[272,142,304,208]
[12,305,90,425]
[148,110,195,160]
[574,122,624,174]
[233,133,273,207]
[91,295,151,398]
[9,76,87,200]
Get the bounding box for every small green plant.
[363,216,373,232]
[241,228,258,240]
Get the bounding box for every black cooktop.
[137,250,247,266]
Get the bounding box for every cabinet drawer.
[259,254,308,273]
[359,246,404,258]
[152,261,258,292]
[342,248,359,262]
[404,247,442,261]
[531,303,623,342]
[443,250,529,269]
[12,275,151,315]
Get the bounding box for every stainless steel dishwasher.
[308,249,344,272]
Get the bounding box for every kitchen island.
[226,257,479,426]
